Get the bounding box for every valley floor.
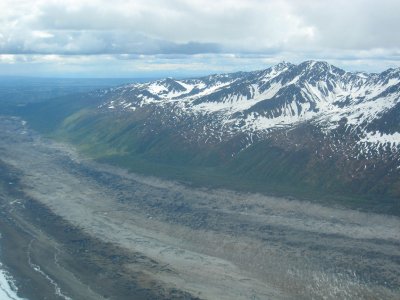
[0,116,399,299]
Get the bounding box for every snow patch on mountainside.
[95,61,400,156]
[191,82,283,114]
[359,131,400,147]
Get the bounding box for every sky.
[0,0,399,78]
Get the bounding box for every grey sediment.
[0,115,399,299]
[0,160,196,300]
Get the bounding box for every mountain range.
[20,61,400,214]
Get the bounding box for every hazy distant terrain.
[1,77,145,103]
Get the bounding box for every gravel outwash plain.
[0,116,399,299]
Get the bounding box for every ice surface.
[0,264,25,300]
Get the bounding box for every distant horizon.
[0,59,399,79]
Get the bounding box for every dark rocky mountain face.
[94,60,399,153]
[22,61,400,213]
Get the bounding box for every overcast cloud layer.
[1,0,399,77]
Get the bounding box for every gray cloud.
[0,0,399,76]
[289,0,400,50]
[1,0,398,56]
[1,29,221,55]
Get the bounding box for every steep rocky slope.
[19,61,400,213]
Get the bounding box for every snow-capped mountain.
[48,60,398,206]
[96,61,400,156]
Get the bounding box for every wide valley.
[0,115,399,299]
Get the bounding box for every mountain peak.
[300,60,330,69]
[271,61,295,72]
[295,60,347,78]
[381,67,400,75]
[275,61,295,68]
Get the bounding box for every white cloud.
[3,0,399,54]
[0,0,399,75]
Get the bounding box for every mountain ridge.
[94,60,400,153]
[18,60,400,214]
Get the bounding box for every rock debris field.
[0,116,399,299]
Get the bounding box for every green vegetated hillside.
[17,95,400,216]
